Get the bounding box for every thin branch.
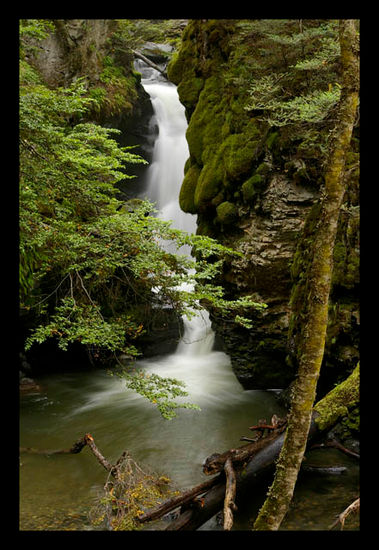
[310,439,360,459]
[26,273,70,309]
[75,269,104,320]
[329,497,360,530]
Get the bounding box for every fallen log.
[164,365,359,530]
[137,474,221,524]
[165,414,320,530]
[132,50,168,79]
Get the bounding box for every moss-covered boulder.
[179,163,200,214]
[242,174,265,203]
[216,201,238,225]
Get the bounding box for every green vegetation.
[169,19,348,231]
[314,363,360,432]
[19,19,266,419]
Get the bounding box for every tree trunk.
[253,19,359,531]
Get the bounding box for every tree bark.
[252,19,359,531]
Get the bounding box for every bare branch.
[329,497,360,530]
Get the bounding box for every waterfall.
[139,61,215,358]
[134,61,240,400]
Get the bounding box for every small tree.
[253,19,359,530]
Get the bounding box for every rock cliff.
[168,20,359,390]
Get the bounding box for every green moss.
[177,74,204,110]
[314,363,359,432]
[216,201,238,225]
[211,191,225,207]
[194,157,224,210]
[166,50,182,84]
[256,162,271,176]
[179,163,200,214]
[341,405,360,434]
[223,125,260,181]
[331,213,360,289]
[266,131,279,150]
[241,174,265,203]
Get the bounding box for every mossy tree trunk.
[253,19,359,531]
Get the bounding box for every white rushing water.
[135,62,244,403]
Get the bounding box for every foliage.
[117,369,201,420]
[231,20,342,160]
[19,19,55,57]
[19,22,266,418]
[112,19,184,52]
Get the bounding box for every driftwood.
[163,414,321,530]
[20,433,122,480]
[329,497,360,530]
[223,457,237,530]
[136,414,287,531]
[160,366,360,531]
[136,475,221,524]
[132,50,168,79]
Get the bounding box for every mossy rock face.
[216,201,238,225]
[241,174,265,203]
[222,131,258,181]
[185,76,226,165]
[169,19,359,393]
[194,157,224,210]
[179,163,201,214]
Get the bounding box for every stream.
[19,62,359,531]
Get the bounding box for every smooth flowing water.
[19,63,359,531]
